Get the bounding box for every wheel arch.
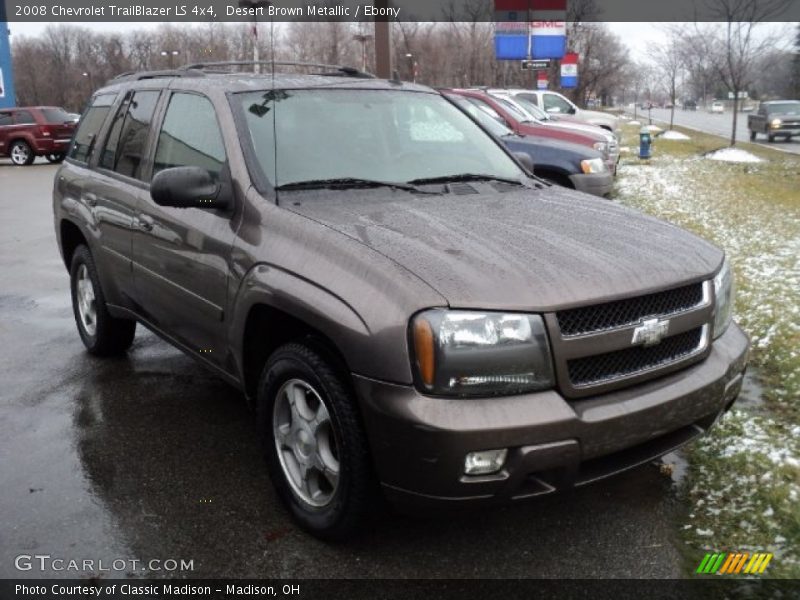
[59,219,89,270]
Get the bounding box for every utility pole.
[353,33,372,72]
[373,0,391,78]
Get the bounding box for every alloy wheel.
[75,264,97,336]
[273,378,340,507]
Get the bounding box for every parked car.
[487,91,619,174]
[54,63,749,540]
[0,106,77,165]
[747,100,800,142]
[502,89,621,137]
[447,89,616,173]
[445,92,613,197]
[682,99,697,111]
[710,101,725,114]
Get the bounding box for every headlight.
[580,158,606,174]
[770,118,782,129]
[592,141,609,158]
[411,310,554,397]
[712,258,734,339]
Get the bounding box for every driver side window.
[543,94,573,113]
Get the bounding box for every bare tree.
[701,0,794,145]
[648,30,685,129]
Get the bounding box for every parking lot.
[0,159,692,579]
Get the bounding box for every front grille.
[557,282,705,337]
[567,327,705,387]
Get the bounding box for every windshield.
[238,89,524,188]
[447,95,513,137]
[41,107,73,124]
[768,102,800,115]
[494,97,535,123]
[510,96,549,120]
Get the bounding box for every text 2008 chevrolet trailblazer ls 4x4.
[53,63,749,539]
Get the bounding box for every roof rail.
[178,61,375,79]
[110,69,206,83]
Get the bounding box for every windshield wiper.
[276,177,437,194]
[408,173,525,186]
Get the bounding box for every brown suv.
[0,106,76,165]
[53,63,749,539]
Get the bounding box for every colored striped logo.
[696,552,773,575]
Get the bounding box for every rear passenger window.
[153,93,226,180]
[69,93,117,163]
[100,90,159,179]
[0,112,13,126]
[14,111,36,124]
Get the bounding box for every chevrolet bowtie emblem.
[632,318,670,347]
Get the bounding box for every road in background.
[626,107,800,155]
[1,160,687,579]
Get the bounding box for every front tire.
[256,342,375,540]
[9,140,35,166]
[767,133,775,143]
[69,245,136,356]
[46,153,66,164]
[749,129,756,141]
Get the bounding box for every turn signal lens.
[413,317,435,388]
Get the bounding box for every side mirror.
[513,151,534,174]
[568,106,577,115]
[151,166,230,210]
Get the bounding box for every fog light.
[464,449,507,475]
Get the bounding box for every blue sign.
[0,3,16,109]
[495,34,530,60]
[531,35,566,59]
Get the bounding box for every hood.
[542,119,614,142]
[286,185,722,312]
[579,109,620,129]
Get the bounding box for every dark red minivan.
[0,106,77,165]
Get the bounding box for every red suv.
[0,107,77,166]
[445,89,614,171]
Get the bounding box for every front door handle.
[135,214,155,232]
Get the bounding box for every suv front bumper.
[570,172,613,197]
[354,323,749,509]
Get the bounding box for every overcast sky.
[5,21,795,63]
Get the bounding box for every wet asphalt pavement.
[1,160,687,579]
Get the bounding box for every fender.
[228,261,412,387]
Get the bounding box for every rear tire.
[9,140,35,166]
[767,133,775,143]
[69,245,136,356]
[256,342,375,540]
[749,129,756,141]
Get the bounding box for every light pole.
[160,50,179,69]
[405,53,417,83]
[353,33,372,73]
[82,71,94,94]
[239,0,271,73]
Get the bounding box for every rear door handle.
[135,214,155,232]
[82,193,97,207]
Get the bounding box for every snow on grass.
[613,142,800,577]
[706,147,764,163]
[660,130,691,141]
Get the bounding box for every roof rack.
[179,61,375,79]
[110,69,206,83]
